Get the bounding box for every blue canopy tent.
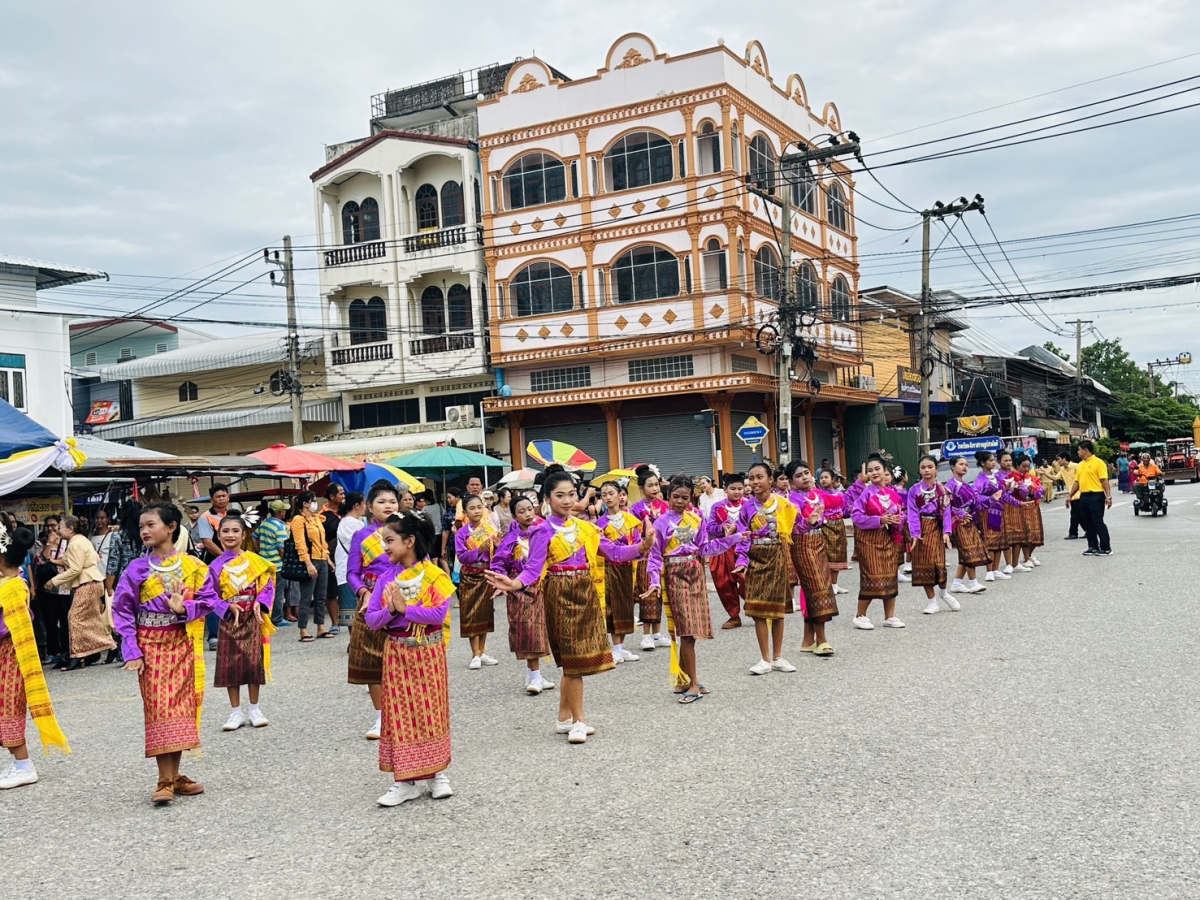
[0,399,86,502]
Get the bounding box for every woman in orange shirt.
[291,490,332,643]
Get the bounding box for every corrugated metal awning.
[93,399,341,440]
[290,428,482,460]
[97,333,323,381]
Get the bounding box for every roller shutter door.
[621,414,713,479]
[811,418,836,471]
[523,421,610,473]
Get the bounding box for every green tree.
[1081,338,1167,396]
[1042,341,1070,361]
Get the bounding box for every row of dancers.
[0,447,1048,806]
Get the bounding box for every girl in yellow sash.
[208,515,277,731]
[454,494,501,669]
[0,524,69,789]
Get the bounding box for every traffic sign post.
[941,436,1003,457]
[737,415,768,458]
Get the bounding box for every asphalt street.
[7,485,1199,899]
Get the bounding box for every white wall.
[0,307,73,437]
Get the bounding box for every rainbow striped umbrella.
[527,440,597,472]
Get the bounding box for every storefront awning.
[1020,416,1069,439]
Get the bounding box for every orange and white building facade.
[478,34,876,477]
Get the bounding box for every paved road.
[8,486,1200,899]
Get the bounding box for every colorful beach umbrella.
[526,440,597,472]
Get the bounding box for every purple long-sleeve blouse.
[346,520,389,596]
[905,482,953,536]
[207,550,276,619]
[364,561,453,632]
[645,510,742,588]
[454,521,498,569]
[947,478,983,525]
[733,494,798,569]
[515,515,642,589]
[850,484,905,531]
[111,554,219,662]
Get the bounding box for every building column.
[764,404,777,462]
[836,404,848,474]
[602,402,621,469]
[704,393,734,480]
[507,411,524,466]
[804,406,815,465]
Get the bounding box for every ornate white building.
[478,34,876,476]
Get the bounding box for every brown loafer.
[151,780,175,804]
[173,775,205,796]
[721,617,742,630]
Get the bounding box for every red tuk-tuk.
[1163,437,1199,484]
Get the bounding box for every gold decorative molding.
[751,57,765,76]
[514,73,545,93]
[616,47,650,69]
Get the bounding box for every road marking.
[1114,502,1128,508]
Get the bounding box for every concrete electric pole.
[266,237,305,446]
[1065,319,1093,385]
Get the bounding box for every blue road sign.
[736,422,768,447]
[941,436,1003,457]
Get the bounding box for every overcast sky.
[3,1,1197,389]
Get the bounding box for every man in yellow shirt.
[1053,451,1082,539]
[1067,440,1112,556]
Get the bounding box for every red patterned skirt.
[604,562,637,637]
[856,527,900,602]
[379,636,450,779]
[910,516,948,587]
[1022,501,1045,548]
[821,520,850,571]
[348,604,386,685]
[457,568,495,638]
[506,586,549,660]
[664,557,713,640]
[214,604,265,688]
[543,570,614,677]
[951,517,990,568]
[0,637,26,749]
[791,532,838,623]
[743,541,791,621]
[137,625,199,758]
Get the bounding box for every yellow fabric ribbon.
[217,552,276,682]
[547,518,605,613]
[385,560,456,646]
[750,495,799,546]
[140,554,209,731]
[0,576,70,755]
[360,529,386,566]
[464,519,498,554]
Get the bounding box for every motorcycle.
[1133,478,1168,517]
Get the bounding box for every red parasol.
[249,443,365,476]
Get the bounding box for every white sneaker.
[640,635,656,651]
[248,708,269,728]
[0,762,37,790]
[611,649,622,665]
[526,677,543,695]
[902,563,912,574]
[1029,556,1041,567]
[555,719,593,735]
[617,647,640,662]
[1014,564,1031,573]
[941,593,961,611]
[377,780,423,807]
[994,570,1012,580]
[479,654,499,666]
[968,581,986,593]
[222,709,246,731]
[853,615,875,630]
[468,656,482,670]
[1002,564,1014,575]
[366,716,382,740]
[568,722,590,744]
[653,633,671,648]
[897,572,912,583]
[923,599,941,615]
[950,581,970,593]
[883,616,906,628]
[535,674,555,691]
[429,772,453,799]
[832,583,849,595]
[984,571,996,582]
[771,657,797,673]
[749,658,773,675]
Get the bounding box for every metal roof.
[97,331,323,382]
[0,253,108,289]
[92,398,342,440]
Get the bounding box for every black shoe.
[1064,534,1080,540]
[84,653,101,667]
[1082,548,1099,556]
[62,658,83,672]
[104,648,120,665]
[1095,549,1113,556]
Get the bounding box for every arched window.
[178,381,198,402]
[827,181,849,232]
[511,262,574,317]
[830,275,852,322]
[503,153,567,210]
[349,297,387,344]
[789,168,817,215]
[604,132,673,192]
[697,122,721,176]
[754,245,783,301]
[701,238,727,291]
[448,283,473,331]
[611,246,680,304]
[269,370,287,395]
[415,184,439,231]
[341,200,361,244]
[359,197,380,241]
[441,181,465,227]
[420,286,445,335]
[749,135,777,194]
[796,262,820,311]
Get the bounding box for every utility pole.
[1065,319,1093,385]
[918,196,985,447]
[267,237,305,445]
[1146,354,1192,398]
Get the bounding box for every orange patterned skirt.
[663,557,713,640]
[791,532,838,622]
[68,581,115,658]
[137,625,199,758]
[856,527,900,602]
[379,637,450,779]
[0,637,26,748]
[743,542,791,621]
[348,604,386,685]
[910,516,948,587]
[507,585,549,660]
[604,562,637,637]
[457,568,495,638]
[1022,501,1045,548]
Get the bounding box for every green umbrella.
[383,445,508,492]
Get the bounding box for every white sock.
[14,758,34,772]
[969,579,982,588]
[249,703,260,714]
[374,711,382,725]
[951,579,964,587]
[612,643,622,655]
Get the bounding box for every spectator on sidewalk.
[1067,440,1111,557]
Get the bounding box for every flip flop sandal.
[299,634,315,643]
[325,627,340,636]
[677,692,703,704]
[673,684,710,695]
[318,631,336,638]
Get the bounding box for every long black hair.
[2,526,35,569]
[339,491,365,516]
[118,502,143,547]
[382,511,437,560]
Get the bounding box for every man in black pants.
[1067,440,1112,556]
[1055,451,1083,540]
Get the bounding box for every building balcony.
[324,241,387,268]
[410,332,475,356]
[401,224,483,255]
[331,341,394,366]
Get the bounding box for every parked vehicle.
[1161,437,1199,484]
[1133,477,1168,517]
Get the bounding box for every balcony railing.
[331,342,394,366]
[324,241,386,267]
[402,225,482,255]
[410,332,475,356]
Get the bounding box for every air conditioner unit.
[446,404,475,426]
[856,375,877,392]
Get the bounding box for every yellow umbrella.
[592,468,641,504]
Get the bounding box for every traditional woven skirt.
[457,568,494,639]
[951,517,990,568]
[708,548,744,618]
[506,586,549,660]
[379,636,450,779]
[980,514,1005,553]
[791,532,838,623]
[910,516,948,587]
[543,570,614,677]
[821,519,849,571]
[603,562,637,637]
[743,541,790,621]
[1001,503,1025,549]
[214,605,265,688]
[348,605,386,685]
[0,637,26,749]
[856,527,900,602]
[68,581,115,658]
[1022,501,1045,548]
[634,561,661,624]
[664,556,713,640]
[137,625,199,758]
